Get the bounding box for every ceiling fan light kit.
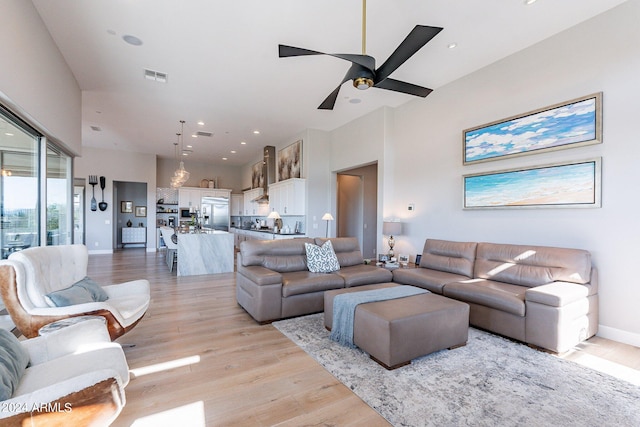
[278,0,443,110]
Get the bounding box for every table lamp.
[268,211,281,234]
[382,221,402,258]
[322,213,334,238]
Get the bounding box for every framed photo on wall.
[463,158,601,209]
[278,140,302,181]
[135,206,147,217]
[251,161,264,189]
[121,201,133,213]
[463,93,602,165]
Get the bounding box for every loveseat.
[0,318,129,425]
[393,239,598,353]
[236,237,392,323]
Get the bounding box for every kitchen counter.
[177,231,234,276]
[231,227,306,240]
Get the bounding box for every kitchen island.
[177,230,234,276]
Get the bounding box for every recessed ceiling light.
[230,150,236,154]
[524,0,537,5]
[240,141,246,145]
[349,98,362,104]
[122,34,143,46]
[253,130,260,134]
[447,42,458,49]
[191,134,197,138]
[197,121,205,126]
[4,132,14,137]
[182,152,188,156]
[222,157,228,161]
[187,145,193,148]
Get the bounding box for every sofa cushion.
[474,242,592,287]
[392,267,471,294]
[336,264,393,288]
[0,329,30,400]
[443,279,526,316]
[315,237,364,267]
[305,240,340,273]
[240,238,314,272]
[420,239,477,278]
[44,277,109,307]
[72,276,109,302]
[281,271,344,297]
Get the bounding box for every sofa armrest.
[237,265,282,286]
[525,282,589,308]
[21,318,112,365]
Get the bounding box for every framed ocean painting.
[463,158,601,209]
[463,93,602,165]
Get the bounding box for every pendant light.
[170,120,190,188]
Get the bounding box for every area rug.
[273,313,640,427]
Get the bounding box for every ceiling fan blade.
[374,25,443,83]
[374,78,433,98]
[318,66,361,110]
[279,44,326,58]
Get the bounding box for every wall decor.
[278,140,302,181]
[135,206,147,217]
[463,93,602,165]
[463,158,601,209]
[251,161,264,189]
[121,201,133,213]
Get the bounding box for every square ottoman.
[325,284,469,369]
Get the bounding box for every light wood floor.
[89,249,639,427]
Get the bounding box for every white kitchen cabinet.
[178,188,201,208]
[243,188,268,216]
[268,179,305,216]
[231,194,244,216]
[201,189,231,199]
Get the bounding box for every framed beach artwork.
[463,158,601,209]
[278,140,302,181]
[463,93,602,165]
[251,161,264,189]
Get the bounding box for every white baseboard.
[146,248,157,253]
[88,249,114,255]
[597,324,640,348]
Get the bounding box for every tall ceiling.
[32,0,627,166]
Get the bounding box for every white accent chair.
[160,226,178,272]
[0,244,150,340]
[0,318,129,425]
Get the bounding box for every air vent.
[90,126,102,132]
[144,68,168,83]
[195,131,213,137]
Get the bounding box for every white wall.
[156,157,243,191]
[75,147,157,253]
[384,1,640,345]
[0,0,81,154]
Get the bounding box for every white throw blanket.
[330,286,429,348]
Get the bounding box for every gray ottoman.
[325,284,469,369]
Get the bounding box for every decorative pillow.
[73,276,109,302]
[44,277,109,307]
[0,329,30,400]
[305,240,340,273]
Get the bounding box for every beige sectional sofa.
[393,239,599,353]
[236,237,392,323]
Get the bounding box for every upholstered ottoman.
[325,283,470,369]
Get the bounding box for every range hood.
[252,145,275,204]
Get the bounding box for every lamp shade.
[383,221,402,236]
[321,213,334,221]
[267,211,281,219]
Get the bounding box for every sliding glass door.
[0,111,40,258]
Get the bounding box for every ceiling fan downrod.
[354,0,374,90]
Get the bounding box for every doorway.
[336,163,378,260]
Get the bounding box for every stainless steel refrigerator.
[200,196,230,231]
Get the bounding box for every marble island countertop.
[177,231,234,276]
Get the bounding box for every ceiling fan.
[278,0,443,110]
